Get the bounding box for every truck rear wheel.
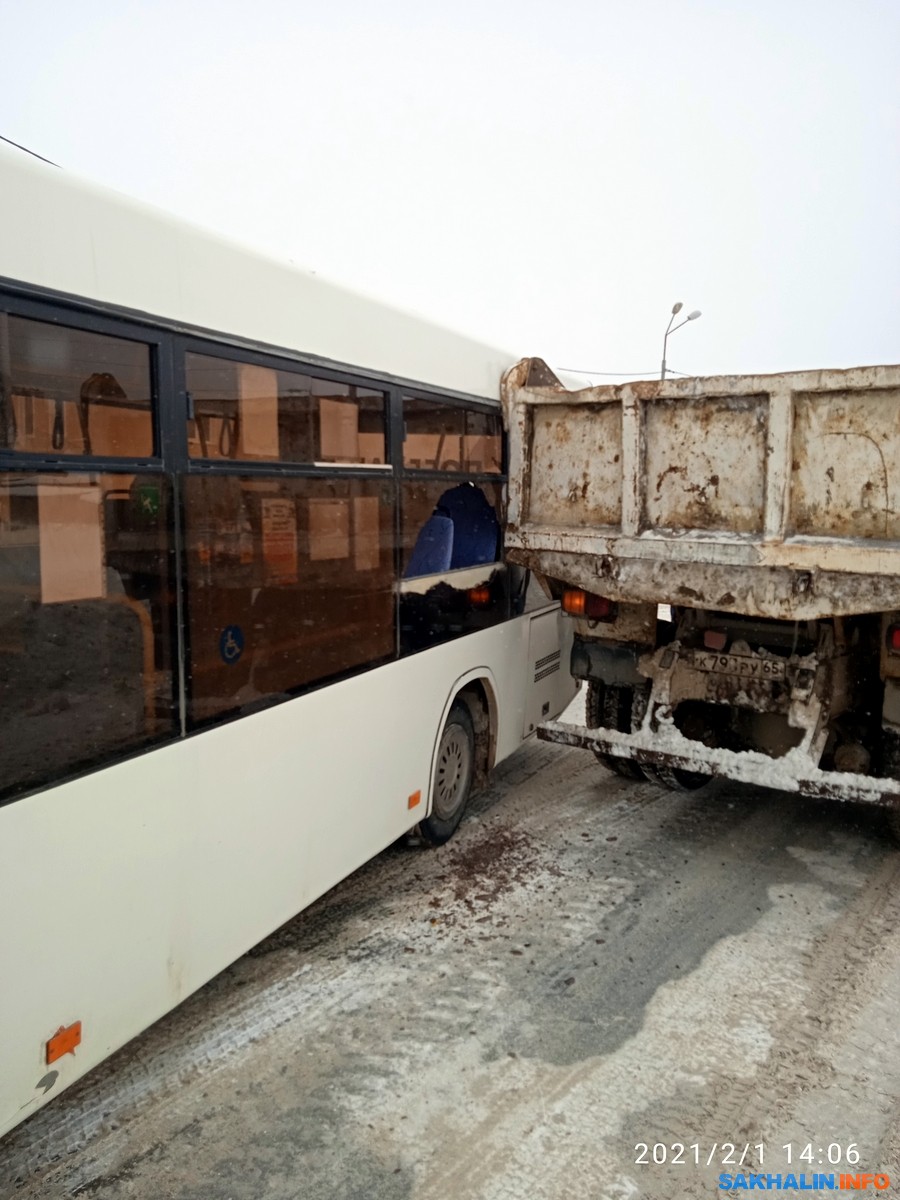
[585,682,647,781]
[643,705,711,791]
[643,764,709,792]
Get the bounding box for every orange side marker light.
[408,790,422,810]
[47,1021,81,1065]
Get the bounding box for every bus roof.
[0,143,513,401]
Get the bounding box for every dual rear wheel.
[585,681,708,792]
[585,681,645,781]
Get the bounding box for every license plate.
[691,651,786,680]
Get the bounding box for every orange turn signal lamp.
[467,586,492,608]
[561,589,616,621]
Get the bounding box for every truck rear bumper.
[539,719,900,807]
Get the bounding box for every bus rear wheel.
[417,701,475,846]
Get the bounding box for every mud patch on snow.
[444,826,561,910]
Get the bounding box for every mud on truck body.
[501,357,900,829]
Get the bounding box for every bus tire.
[417,701,476,847]
[585,682,647,781]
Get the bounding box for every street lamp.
[661,302,701,380]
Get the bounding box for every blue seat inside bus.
[438,484,499,569]
[405,485,499,579]
[405,513,454,577]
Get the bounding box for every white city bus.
[0,144,575,1137]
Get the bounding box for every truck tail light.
[561,589,617,621]
[887,624,900,653]
[467,586,492,608]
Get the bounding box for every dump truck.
[501,357,900,827]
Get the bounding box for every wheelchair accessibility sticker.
[219,625,245,664]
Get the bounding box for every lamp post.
[661,302,701,379]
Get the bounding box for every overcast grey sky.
[4,0,898,378]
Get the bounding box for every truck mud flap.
[539,720,900,808]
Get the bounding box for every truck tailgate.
[502,358,900,620]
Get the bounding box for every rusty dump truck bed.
[502,359,900,621]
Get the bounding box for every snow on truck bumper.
[538,717,900,807]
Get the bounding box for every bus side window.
[399,479,508,655]
[401,398,502,474]
[184,352,386,466]
[435,483,499,569]
[0,315,153,458]
[183,475,395,726]
[404,483,500,581]
[403,481,502,580]
[0,471,176,802]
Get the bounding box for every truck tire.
[643,763,709,792]
[416,701,476,846]
[585,682,647,781]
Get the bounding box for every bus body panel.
[0,608,573,1136]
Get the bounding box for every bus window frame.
[0,293,166,469]
[399,388,506,480]
[174,336,395,473]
